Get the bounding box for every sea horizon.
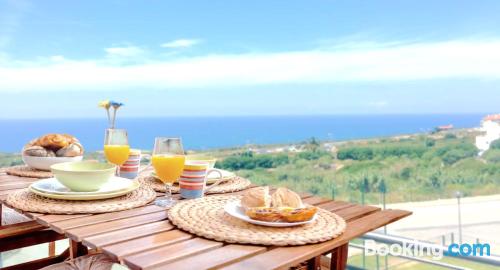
[1,114,486,153]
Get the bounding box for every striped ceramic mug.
[179,162,223,199]
[119,149,142,179]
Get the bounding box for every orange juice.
[152,154,185,184]
[104,145,130,165]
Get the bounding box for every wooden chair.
[0,204,67,270]
[39,254,120,270]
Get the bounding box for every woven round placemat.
[5,165,53,178]
[139,175,251,194]
[5,186,157,214]
[168,195,346,246]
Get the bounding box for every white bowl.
[22,155,83,171]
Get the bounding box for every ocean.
[0,114,484,153]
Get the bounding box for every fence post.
[331,182,335,200]
[376,254,380,270]
[362,239,366,269]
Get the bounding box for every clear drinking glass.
[103,129,130,176]
[151,137,185,207]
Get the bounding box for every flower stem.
[111,108,117,129]
[106,109,111,128]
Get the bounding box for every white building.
[475,114,500,155]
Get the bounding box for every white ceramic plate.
[29,181,140,201]
[30,177,134,195]
[223,201,316,227]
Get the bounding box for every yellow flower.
[98,100,111,109]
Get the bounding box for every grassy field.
[213,130,500,204]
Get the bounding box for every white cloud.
[0,0,32,49]
[161,39,201,48]
[49,55,65,62]
[105,46,145,57]
[369,101,388,108]
[1,39,500,92]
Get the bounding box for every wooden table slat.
[102,229,191,260]
[65,210,168,241]
[50,204,165,232]
[123,238,224,270]
[36,214,92,226]
[317,201,355,212]
[334,204,380,222]
[82,220,175,249]
[220,209,412,270]
[302,196,333,206]
[150,244,267,270]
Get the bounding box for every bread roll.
[23,146,49,157]
[62,134,79,144]
[271,187,303,208]
[241,187,271,209]
[56,142,84,157]
[36,134,71,150]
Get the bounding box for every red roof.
[437,124,453,130]
[484,114,500,121]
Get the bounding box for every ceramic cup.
[119,149,141,179]
[179,162,223,199]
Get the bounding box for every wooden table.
[0,170,411,270]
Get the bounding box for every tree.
[305,137,321,152]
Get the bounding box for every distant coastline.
[0,114,484,153]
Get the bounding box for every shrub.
[490,139,500,150]
[434,142,478,164]
[297,150,328,160]
[337,147,374,160]
[273,154,289,166]
[484,149,500,163]
[400,167,412,179]
[337,145,426,160]
[376,146,426,158]
[445,133,457,139]
[425,139,436,147]
[442,149,467,165]
[219,152,290,170]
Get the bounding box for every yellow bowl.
[51,161,116,192]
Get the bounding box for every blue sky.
[1,0,500,118]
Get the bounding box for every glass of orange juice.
[152,137,185,207]
[104,129,130,175]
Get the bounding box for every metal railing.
[349,232,500,269]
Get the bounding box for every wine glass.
[152,137,185,207]
[103,129,130,176]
